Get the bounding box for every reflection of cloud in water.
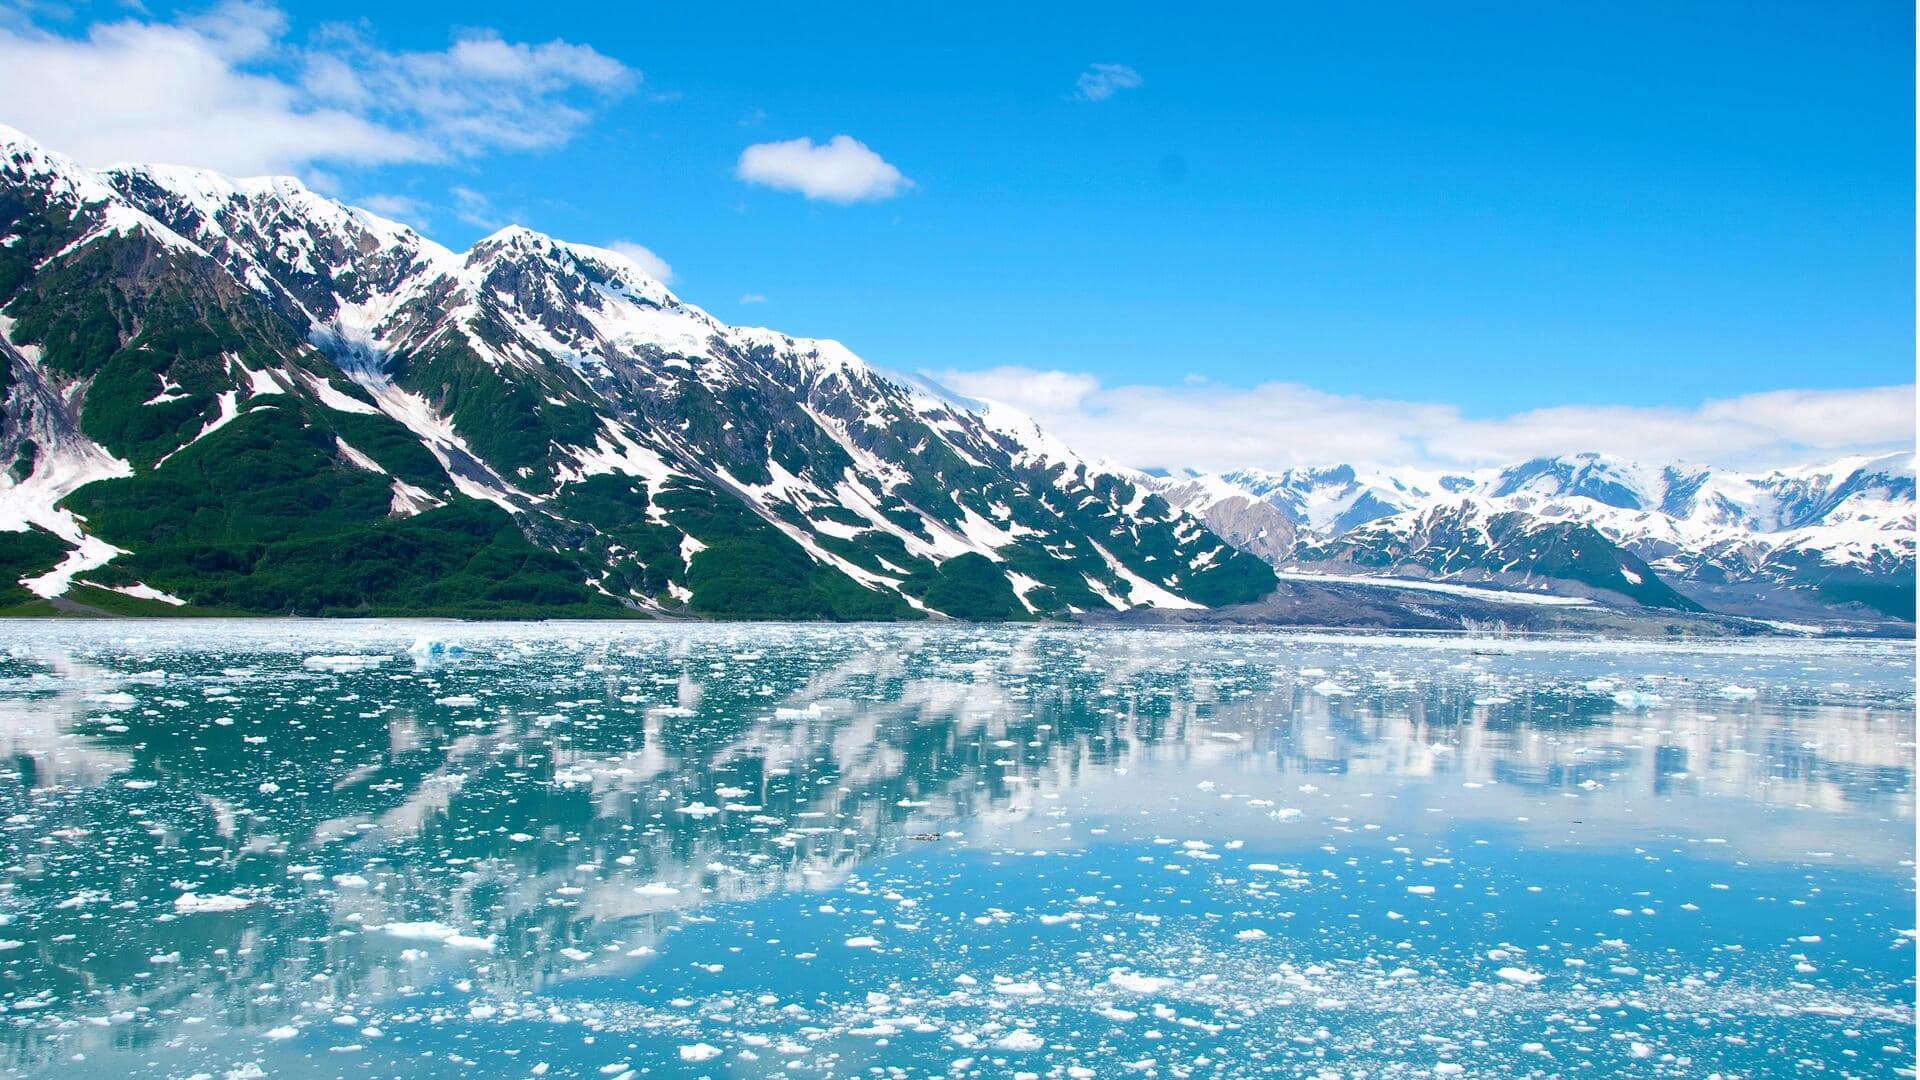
[0,647,136,788]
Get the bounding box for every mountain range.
[0,124,1910,630]
[0,125,1275,621]
[1154,451,1915,624]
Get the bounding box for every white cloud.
[944,365,1101,412]
[355,192,428,228]
[605,240,673,284]
[0,1,635,176]
[738,293,768,305]
[1074,63,1141,102]
[449,185,500,230]
[735,135,910,203]
[930,366,1917,472]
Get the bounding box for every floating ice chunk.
[174,892,251,913]
[845,936,881,948]
[677,1044,721,1062]
[1310,680,1350,696]
[1610,690,1661,709]
[435,694,480,707]
[1716,685,1758,699]
[1109,971,1169,993]
[408,638,465,661]
[775,703,827,719]
[1236,928,1269,942]
[1406,885,1436,895]
[303,655,385,671]
[381,921,457,941]
[378,922,497,951]
[265,1026,299,1040]
[676,801,720,818]
[996,1030,1044,1050]
[1495,967,1544,985]
[634,883,680,897]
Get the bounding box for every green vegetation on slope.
[657,480,917,621]
[0,526,71,608]
[386,331,600,492]
[60,404,621,617]
[906,552,1028,621]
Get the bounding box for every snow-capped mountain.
[1210,464,1476,534]
[1159,452,1916,622]
[1,123,1905,629]
[0,126,1275,619]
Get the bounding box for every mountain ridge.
[1156,449,1915,623]
[0,125,1276,620]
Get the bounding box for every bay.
[0,622,1910,1077]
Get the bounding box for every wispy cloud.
[738,293,768,305]
[735,135,910,203]
[0,0,635,176]
[355,192,429,228]
[930,366,1917,472]
[1074,63,1141,103]
[449,185,500,229]
[605,240,673,284]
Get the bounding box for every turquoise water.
[0,623,1910,1078]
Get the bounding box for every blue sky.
[1,0,1913,468]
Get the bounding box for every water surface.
[0,623,1911,1077]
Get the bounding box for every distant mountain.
[0,126,1276,619]
[1158,451,1916,623]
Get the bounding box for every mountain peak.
[101,161,307,200]
[474,223,550,248]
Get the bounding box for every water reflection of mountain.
[0,626,1909,1067]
